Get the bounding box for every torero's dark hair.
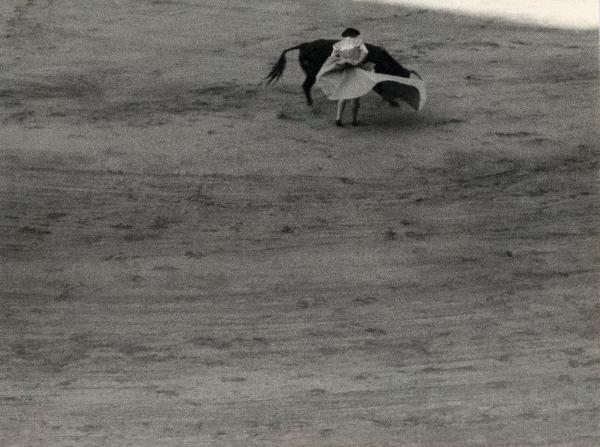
[341,27,360,37]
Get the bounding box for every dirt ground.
[1,1,599,446]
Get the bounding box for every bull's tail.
[263,43,305,85]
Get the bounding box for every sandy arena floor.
[1,1,599,446]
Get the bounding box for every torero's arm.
[331,42,342,61]
[357,42,368,65]
[344,41,369,66]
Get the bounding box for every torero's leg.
[336,100,346,126]
[351,98,360,126]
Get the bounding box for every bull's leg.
[351,98,360,126]
[373,84,399,107]
[302,75,316,106]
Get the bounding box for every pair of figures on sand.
[316,27,374,127]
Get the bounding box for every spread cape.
[316,58,426,111]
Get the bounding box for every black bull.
[264,39,420,106]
